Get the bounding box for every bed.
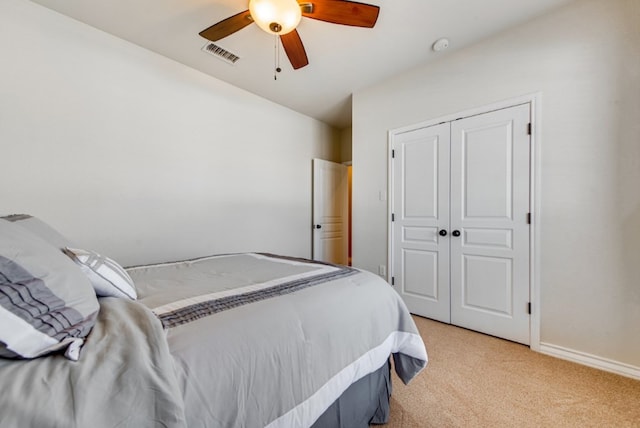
[0,215,427,428]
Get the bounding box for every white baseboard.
[539,342,640,380]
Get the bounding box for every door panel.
[403,141,439,218]
[462,122,513,219]
[312,159,348,264]
[463,228,513,249]
[403,226,439,244]
[392,123,450,323]
[450,104,530,345]
[402,249,439,299]
[462,255,513,315]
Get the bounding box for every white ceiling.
[30,0,574,128]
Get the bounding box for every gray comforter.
[0,253,427,428]
[130,253,427,428]
[0,297,187,427]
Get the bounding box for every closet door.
[391,123,451,323]
[449,104,531,345]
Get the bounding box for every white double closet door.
[391,104,531,345]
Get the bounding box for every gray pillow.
[0,220,99,361]
[1,214,74,250]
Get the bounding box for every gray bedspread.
[0,253,427,428]
[129,253,427,428]
[0,297,187,427]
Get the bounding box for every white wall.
[0,0,340,266]
[353,0,640,369]
[339,126,352,163]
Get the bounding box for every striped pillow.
[0,220,99,361]
[64,248,137,300]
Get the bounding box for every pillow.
[1,214,74,250]
[0,220,99,361]
[63,248,137,300]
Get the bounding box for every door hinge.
[527,302,531,314]
[391,276,395,286]
[391,213,395,222]
[391,149,395,158]
[527,213,531,224]
[527,123,532,135]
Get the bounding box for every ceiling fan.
[199,0,380,70]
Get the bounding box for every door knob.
[438,229,447,237]
[315,225,322,229]
[452,230,461,237]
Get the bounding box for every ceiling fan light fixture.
[249,0,302,35]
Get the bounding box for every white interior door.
[390,104,531,344]
[450,104,531,344]
[391,123,451,323]
[312,159,348,265]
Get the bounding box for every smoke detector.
[432,38,450,52]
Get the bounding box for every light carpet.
[384,316,640,427]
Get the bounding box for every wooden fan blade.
[302,0,379,28]
[199,10,253,42]
[281,30,309,70]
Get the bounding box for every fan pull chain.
[274,35,282,80]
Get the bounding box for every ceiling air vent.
[201,43,240,65]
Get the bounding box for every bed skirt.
[312,359,392,427]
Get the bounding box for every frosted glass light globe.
[249,0,302,35]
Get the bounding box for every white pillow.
[63,248,137,300]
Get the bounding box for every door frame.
[387,93,542,351]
